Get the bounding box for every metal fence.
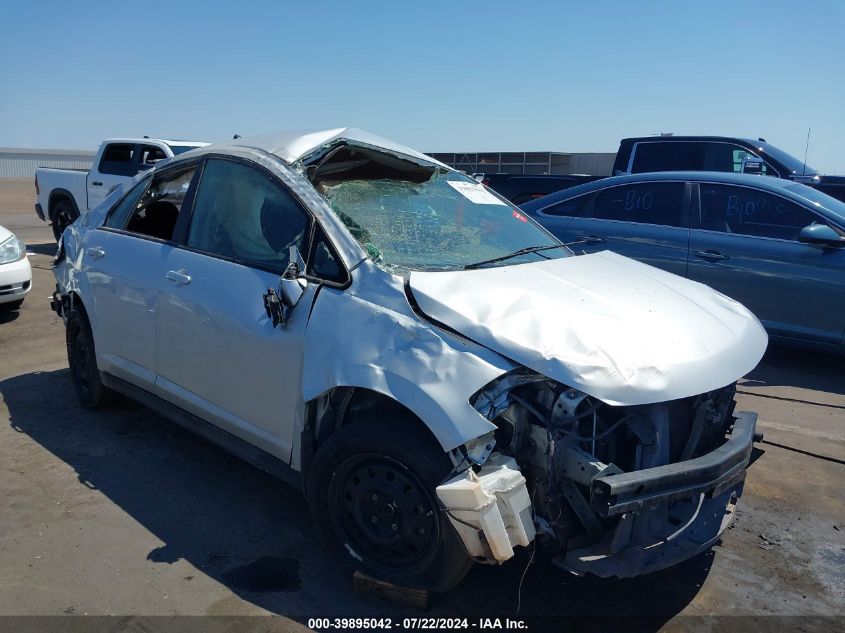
[0,148,95,179]
[426,151,616,176]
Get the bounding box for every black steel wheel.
[66,308,116,409]
[308,415,473,591]
[329,454,439,571]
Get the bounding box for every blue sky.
[2,1,843,173]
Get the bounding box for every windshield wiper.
[463,244,567,270]
[462,237,604,270]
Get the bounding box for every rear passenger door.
[689,182,845,344]
[564,181,691,276]
[84,162,198,388]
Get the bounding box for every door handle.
[90,181,103,187]
[578,234,606,244]
[693,249,729,262]
[86,247,106,259]
[165,269,192,286]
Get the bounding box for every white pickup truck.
[35,138,208,240]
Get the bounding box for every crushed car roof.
[209,127,448,167]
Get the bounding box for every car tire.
[0,299,23,310]
[307,415,473,592]
[66,308,117,409]
[52,197,78,242]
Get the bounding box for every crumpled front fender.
[302,264,515,451]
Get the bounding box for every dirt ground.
[0,179,842,632]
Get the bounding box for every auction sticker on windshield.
[447,180,507,205]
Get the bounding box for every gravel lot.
[0,179,842,631]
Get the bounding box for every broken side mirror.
[263,246,308,328]
[797,223,845,248]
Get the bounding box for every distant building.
[0,148,95,179]
[426,151,616,176]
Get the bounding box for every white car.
[0,225,31,309]
[52,128,767,590]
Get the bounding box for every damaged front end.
[437,370,760,578]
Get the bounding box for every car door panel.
[155,249,314,460]
[570,182,690,276]
[82,230,167,388]
[565,217,690,276]
[82,162,198,386]
[689,183,845,344]
[155,157,313,462]
[688,232,844,343]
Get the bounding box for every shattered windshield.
[320,170,567,274]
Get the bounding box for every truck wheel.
[66,308,116,409]
[52,198,78,242]
[307,416,473,592]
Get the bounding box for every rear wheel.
[307,416,472,591]
[66,308,116,409]
[52,197,78,242]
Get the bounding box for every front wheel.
[307,416,472,592]
[52,198,78,242]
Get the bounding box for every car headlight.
[0,235,25,264]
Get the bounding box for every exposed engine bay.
[437,370,754,578]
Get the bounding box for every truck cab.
[35,138,208,240]
[613,136,845,203]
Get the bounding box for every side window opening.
[631,142,703,173]
[99,143,138,177]
[105,177,151,229]
[699,184,821,240]
[593,182,686,227]
[307,225,346,284]
[541,193,593,217]
[140,145,168,170]
[187,159,310,272]
[124,165,197,241]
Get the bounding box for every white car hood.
[0,225,12,243]
[409,251,767,406]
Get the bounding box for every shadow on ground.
[742,345,845,401]
[2,369,714,625]
[26,241,59,256]
[0,306,21,324]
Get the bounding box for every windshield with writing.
[321,170,566,274]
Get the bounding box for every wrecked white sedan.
[52,128,767,590]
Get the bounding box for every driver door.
[688,182,845,344]
[155,157,314,462]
